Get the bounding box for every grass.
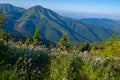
[0,41,120,80]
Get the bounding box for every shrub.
[102,34,120,58]
[0,42,13,63]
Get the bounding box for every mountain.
[0,4,26,34]
[0,3,25,13]
[0,4,114,43]
[80,18,120,33]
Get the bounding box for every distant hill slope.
[0,4,25,34]
[0,4,114,43]
[0,3,25,13]
[80,18,120,34]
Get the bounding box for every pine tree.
[25,37,31,45]
[79,43,91,52]
[58,33,70,50]
[33,28,42,45]
[49,42,54,49]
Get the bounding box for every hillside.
[0,4,114,43]
[0,3,25,13]
[80,18,120,34]
[0,4,25,34]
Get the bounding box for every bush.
[78,43,91,52]
[0,30,7,41]
[0,40,120,80]
[102,34,120,58]
[0,42,13,63]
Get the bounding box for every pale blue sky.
[0,0,120,20]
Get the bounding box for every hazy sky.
[0,0,120,20]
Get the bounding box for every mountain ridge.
[0,4,114,43]
[0,3,25,13]
[80,18,120,34]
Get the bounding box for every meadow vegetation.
[0,33,120,80]
[0,12,120,80]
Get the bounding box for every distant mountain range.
[0,4,115,43]
[80,18,120,34]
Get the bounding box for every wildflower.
[63,77,66,80]
[23,61,27,65]
[95,57,101,61]
[38,70,41,74]
[71,67,74,70]
[33,70,36,73]
[18,57,23,61]
[28,58,32,63]
[54,69,58,73]
[106,57,110,60]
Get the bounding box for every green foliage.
[0,10,6,29]
[0,64,19,80]
[49,55,120,80]
[78,43,91,52]
[17,51,51,80]
[25,37,32,45]
[33,28,42,45]
[58,33,71,50]
[102,34,120,57]
[49,42,54,49]
[0,42,13,63]
[91,42,104,50]
[0,30,7,41]
[0,45,51,80]
[68,56,120,80]
[0,11,8,41]
[68,57,85,80]
[49,54,72,80]
[0,41,120,80]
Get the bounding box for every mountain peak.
[25,5,57,19]
[0,3,114,43]
[33,5,43,8]
[29,5,44,10]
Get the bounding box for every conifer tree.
[25,37,31,45]
[33,28,42,45]
[49,42,54,49]
[58,33,70,50]
[79,43,91,52]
